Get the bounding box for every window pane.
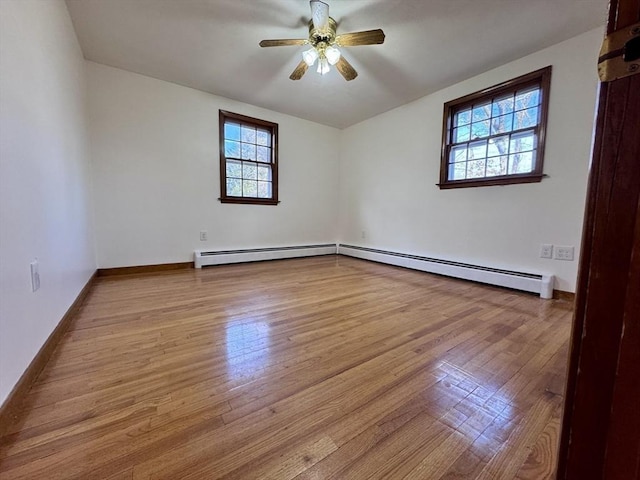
[515,87,540,110]
[508,151,535,174]
[257,181,272,198]
[257,164,271,181]
[440,67,549,188]
[488,135,509,157]
[241,143,256,160]
[241,125,256,143]
[242,162,257,180]
[257,146,271,163]
[453,126,470,143]
[224,122,241,141]
[486,156,508,177]
[455,109,471,126]
[472,103,491,122]
[514,107,538,129]
[450,145,468,163]
[256,128,271,146]
[467,160,486,178]
[226,159,242,178]
[449,162,467,180]
[510,131,535,153]
[490,114,513,135]
[225,140,240,158]
[519,151,535,173]
[242,180,258,197]
[471,120,490,139]
[492,95,514,116]
[468,140,487,160]
[220,111,278,203]
[226,178,242,196]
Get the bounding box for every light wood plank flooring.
[0,256,573,479]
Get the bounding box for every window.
[439,66,551,189]
[219,110,278,205]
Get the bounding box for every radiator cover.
[338,244,554,299]
[194,244,337,268]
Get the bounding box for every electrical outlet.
[30,259,40,292]
[540,244,553,259]
[555,246,574,261]
[200,231,208,241]
[361,230,366,240]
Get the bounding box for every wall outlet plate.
[30,259,40,292]
[540,244,553,259]
[555,246,575,261]
[200,231,208,241]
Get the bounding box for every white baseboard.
[195,244,337,268]
[338,244,554,299]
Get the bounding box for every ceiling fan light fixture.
[325,45,341,65]
[259,0,385,81]
[317,57,330,75]
[302,47,319,67]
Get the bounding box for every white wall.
[0,1,96,405]
[87,62,341,268]
[0,12,601,406]
[339,28,602,292]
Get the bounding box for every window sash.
[445,125,540,178]
[438,67,551,189]
[219,110,278,205]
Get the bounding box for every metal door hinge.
[598,22,640,82]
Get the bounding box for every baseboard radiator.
[338,244,554,299]
[194,244,337,268]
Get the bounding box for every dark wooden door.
[556,0,640,478]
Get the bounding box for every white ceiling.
[66,0,606,129]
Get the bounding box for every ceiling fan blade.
[310,0,329,31]
[289,60,309,80]
[336,29,385,47]
[259,39,308,47]
[336,56,358,81]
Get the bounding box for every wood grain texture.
[289,60,309,81]
[515,400,563,479]
[0,256,573,479]
[97,263,193,277]
[336,56,358,81]
[0,271,96,438]
[604,196,640,478]
[552,290,575,302]
[336,29,385,46]
[557,1,640,478]
[259,39,307,47]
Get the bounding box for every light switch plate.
[30,259,40,292]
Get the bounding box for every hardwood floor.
[0,256,573,479]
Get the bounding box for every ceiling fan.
[259,0,385,81]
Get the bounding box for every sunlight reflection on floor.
[433,360,521,439]
[225,320,271,383]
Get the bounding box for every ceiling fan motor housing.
[309,17,337,48]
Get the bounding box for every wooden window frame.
[219,110,279,205]
[438,66,552,189]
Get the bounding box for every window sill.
[219,197,279,205]
[437,173,546,189]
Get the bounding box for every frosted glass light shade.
[302,48,319,67]
[317,57,330,75]
[325,45,341,65]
